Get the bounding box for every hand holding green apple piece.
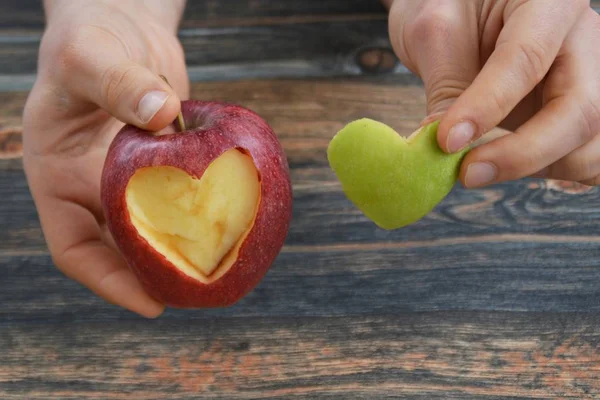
[327,119,469,230]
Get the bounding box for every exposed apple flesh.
[101,100,292,308]
[125,148,260,281]
[327,119,469,230]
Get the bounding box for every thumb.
[81,61,181,131]
[53,29,182,132]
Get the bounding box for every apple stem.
[159,75,186,132]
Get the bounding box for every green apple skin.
[327,119,469,230]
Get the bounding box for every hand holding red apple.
[22,0,190,317]
[22,0,293,315]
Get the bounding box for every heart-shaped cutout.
[327,119,468,230]
[125,149,260,280]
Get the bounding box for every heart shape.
[125,149,260,278]
[327,119,468,230]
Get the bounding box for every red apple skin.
[101,100,293,308]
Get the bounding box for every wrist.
[43,0,187,32]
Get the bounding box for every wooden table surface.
[2,1,600,399]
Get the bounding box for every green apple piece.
[327,119,469,230]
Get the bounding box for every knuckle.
[501,143,546,180]
[426,78,470,113]
[486,85,513,116]
[512,40,550,84]
[49,28,88,78]
[101,64,139,110]
[406,5,460,45]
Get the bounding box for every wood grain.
[2,237,600,324]
[1,313,599,399]
[2,1,600,397]
[2,80,600,322]
[2,90,600,397]
[0,0,394,90]
[0,20,398,90]
[3,0,598,30]
[0,0,388,30]
[3,1,600,90]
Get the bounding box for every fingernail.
[465,162,497,187]
[137,91,169,123]
[447,121,475,152]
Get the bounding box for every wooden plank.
[5,2,600,89]
[2,79,600,320]
[2,237,600,322]
[0,19,398,91]
[180,0,387,28]
[2,77,422,162]
[0,0,44,30]
[1,312,599,399]
[3,161,600,249]
[1,28,600,400]
[0,0,387,30]
[2,0,598,30]
[2,3,600,398]
[4,0,599,30]
[0,1,395,90]
[2,79,599,242]
[2,79,600,248]
[0,90,26,125]
[178,19,395,77]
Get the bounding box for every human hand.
[385,0,600,187]
[22,0,189,317]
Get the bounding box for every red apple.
[101,100,293,308]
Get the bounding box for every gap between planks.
[179,13,387,28]
[282,233,600,253]
[0,60,412,93]
[4,234,600,258]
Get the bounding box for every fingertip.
[137,301,166,319]
[442,119,476,154]
[462,160,498,188]
[456,150,486,189]
[138,90,181,132]
[98,268,166,319]
[91,61,184,132]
